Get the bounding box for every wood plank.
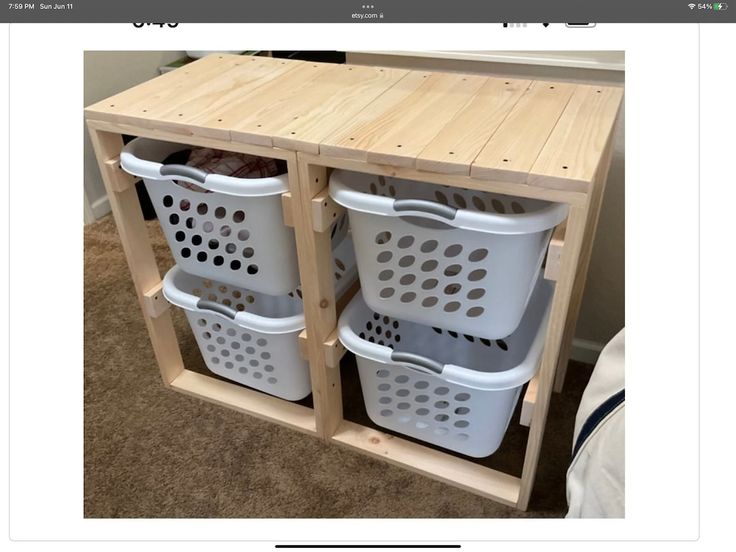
[143,281,169,319]
[86,127,184,386]
[170,369,317,436]
[190,62,334,143]
[528,84,624,192]
[292,161,344,440]
[471,80,577,183]
[323,329,346,369]
[416,77,531,175]
[544,221,566,282]
[517,202,589,510]
[554,134,616,393]
[332,421,521,507]
[519,376,539,427]
[320,72,488,167]
[281,192,294,227]
[85,55,252,129]
[270,66,409,153]
[363,73,487,167]
[311,187,346,232]
[319,71,432,160]
[130,56,305,135]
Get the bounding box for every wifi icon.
[688,2,696,8]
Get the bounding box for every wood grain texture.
[528,85,623,192]
[170,369,317,436]
[332,421,521,507]
[470,80,576,183]
[416,77,531,175]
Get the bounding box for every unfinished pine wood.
[170,369,317,436]
[554,135,617,393]
[281,192,294,227]
[101,157,136,193]
[311,188,346,232]
[520,376,539,427]
[415,77,531,175]
[517,202,589,510]
[86,127,184,386]
[470,81,576,183]
[354,72,487,167]
[528,85,624,192]
[332,421,521,507]
[292,161,344,440]
[544,221,567,282]
[143,281,168,319]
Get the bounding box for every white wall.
[347,52,625,359]
[84,51,186,222]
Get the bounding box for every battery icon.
[714,2,728,9]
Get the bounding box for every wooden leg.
[517,201,589,510]
[553,139,615,392]
[86,125,184,385]
[291,159,343,441]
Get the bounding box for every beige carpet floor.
[84,214,592,518]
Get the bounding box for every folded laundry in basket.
[168,147,286,193]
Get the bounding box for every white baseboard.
[90,194,111,221]
[570,338,605,365]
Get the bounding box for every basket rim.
[329,168,568,235]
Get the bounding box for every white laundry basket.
[330,170,567,339]
[164,237,358,401]
[338,278,553,457]
[121,137,299,295]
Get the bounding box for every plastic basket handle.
[393,199,458,220]
[196,299,237,320]
[390,351,445,375]
[160,164,208,184]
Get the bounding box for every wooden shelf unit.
[86,54,623,511]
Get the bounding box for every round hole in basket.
[378,269,394,281]
[511,201,525,214]
[175,231,185,242]
[377,251,393,263]
[169,214,179,225]
[468,269,487,282]
[163,195,173,208]
[398,255,415,268]
[415,394,429,403]
[192,235,203,246]
[444,283,462,295]
[397,235,415,249]
[237,229,250,241]
[185,217,196,229]
[179,199,190,211]
[202,221,214,233]
[466,306,484,318]
[420,239,438,253]
[181,248,191,258]
[444,244,463,258]
[220,225,232,237]
[399,274,415,286]
[444,301,460,312]
[375,231,392,245]
[421,260,438,272]
[471,196,486,211]
[452,194,467,209]
[400,292,416,303]
[232,210,245,223]
[213,256,224,266]
[394,375,410,384]
[380,287,395,298]
[197,203,208,215]
[378,383,391,392]
[434,414,449,422]
[468,248,488,262]
[491,199,506,213]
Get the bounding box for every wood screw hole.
[291,132,296,135]
[503,158,509,162]
[349,137,354,141]
[505,81,510,84]
[396,144,402,148]
[562,165,568,169]
[319,299,329,308]
[178,113,183,117]
[257,124,262,127]
[109,104,115,107]
[449,151,454,155]
[549,86,555,89]
[217,118,222,122]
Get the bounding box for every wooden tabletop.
[86,54,623,192]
